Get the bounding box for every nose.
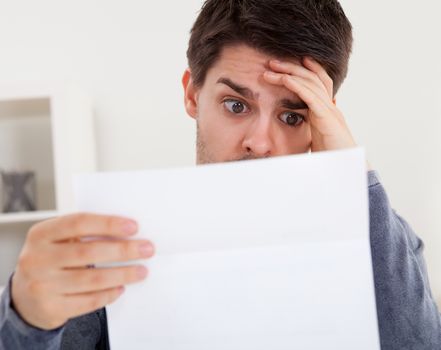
[241,117,274,158]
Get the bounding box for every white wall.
[338,0,441,305]
[0,0,440,305]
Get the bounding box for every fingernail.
[137,266,148,278]
[122,220,138,235]
[139,242,153,257]
[272,59,281,64]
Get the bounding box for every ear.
[182,68,199,120]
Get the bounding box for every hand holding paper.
[10,213,154,330]
[74,148,380,350]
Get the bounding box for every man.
[1,0,440,349]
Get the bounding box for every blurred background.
[0,0,440,307]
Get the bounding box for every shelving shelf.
[0,210,58,225]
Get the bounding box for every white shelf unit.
[0,82,96,285]
[0,82,97,223]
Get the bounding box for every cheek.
[197,99,247,158]
[275,123,312,155]
[199,117,246,154]
[291,125,312,152]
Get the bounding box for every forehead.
[206,45,264,83]
[208,44,300,78]
[216,45,270,74]
[204,44,301,98]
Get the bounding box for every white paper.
[73,148,380,350]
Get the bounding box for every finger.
[266,73,334,120]
[264,71,332,110]
[52,239,155,268]
[59,265,148,294]
[302,57,334,98]
[63,285,125,319]
[29,213,139,243]
[269,60,329,97]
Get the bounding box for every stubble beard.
[196,122,214,165]
[196,122,270,165]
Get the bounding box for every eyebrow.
[216,77,308,110]
[280,98,308,110]
[217,77,256,100]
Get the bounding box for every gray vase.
[1,171,37,213]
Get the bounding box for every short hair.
[187,0,353,95]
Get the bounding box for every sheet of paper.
[73,148,380,350]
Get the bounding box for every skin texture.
[11,43,367,331]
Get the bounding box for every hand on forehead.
[210,45,309,103]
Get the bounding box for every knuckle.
[17,252,34,272]
[75,244,92,262]
[70,213,89,231]
[118,242,132,259]
[104,216,121,233]
[105,216,127,233]
[28,279,47,295]
[282,74,290,83]
[284,75,296,87]
[27,223,43,241]
[17,253,29,269]
[91,271,106,287]
[104,217,113,233]
[105,216,120,233]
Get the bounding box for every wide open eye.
[224,99,249,114]
[279,111,305,127]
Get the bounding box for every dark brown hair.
[187,0,353,95]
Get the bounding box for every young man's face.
[183,44,312,164]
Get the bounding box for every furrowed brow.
[216,77,257,100]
